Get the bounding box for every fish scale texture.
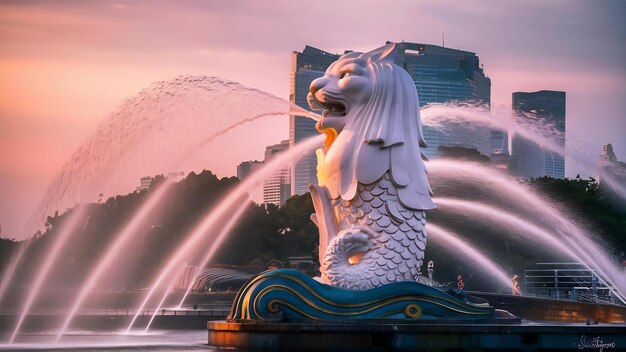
[321,172,427,290]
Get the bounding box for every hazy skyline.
[1,0,624,237]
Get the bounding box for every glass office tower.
[392,42,492,158]
[290,46,340,196]
[510,90,566,179]
[263,140,291,206]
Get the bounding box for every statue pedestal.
[207,270,626,350]
[207,315,626,351]
[207,269,524,349]
[207,316,520,350]
[228,269,496,321]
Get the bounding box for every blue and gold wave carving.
[229,269,494,321]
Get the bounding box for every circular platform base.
[207,315,626,351]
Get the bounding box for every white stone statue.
[308,43,436,290]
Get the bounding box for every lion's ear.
[365,43,397,63]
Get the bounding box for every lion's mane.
[317,44,435,210]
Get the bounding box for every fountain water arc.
[42,104,313,339]
[146,197,252,330]
[433,197,626,303]
[55,180,173,341]
[3,76,296,327]
[23,76,293,239]
[0,240,29,302]
[50,110,290,337]
[426,223,512,289]
[142,264,189,333]
[177,103,318,176]
[434,197,583,260]
[125,135,325,333]
[53,106,303,339]
[9,205,88,344]
[15,101,313,340]
[421,104,626,201]
[428,160,626,298]
[176,198,254,307]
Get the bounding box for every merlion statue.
[217,41,503,340]
[308,43,436,290]
[226,43,496,323]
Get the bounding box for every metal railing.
[0,307,231,317]
[523,264,621,305]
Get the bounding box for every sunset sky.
[1,0,624,237]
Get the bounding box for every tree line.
[0,168,623,292]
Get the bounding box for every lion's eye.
[340,71,351,79]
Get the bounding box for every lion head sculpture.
[307,43,435,210]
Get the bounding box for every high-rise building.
[137,176,154,191]
[391,42,492,158]
[509,90,566,179]
[237,160,263,180]
[263,140,291,206]
[392,42,490,106]
[289,46,341,196]
[289,42,493,196]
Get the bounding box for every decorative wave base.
[208,270,626,350]
[228,269,494,321]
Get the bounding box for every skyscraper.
[237,160,263,180]
[289,42,492,195]
[263,140,291,206]
[391,42,492,158]
[393,42,490,106]
[289,46,340,196]
[509,90,566,179]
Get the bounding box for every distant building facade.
[509,90,566,179]
[237,160,263,180]
[289,46,341,196]
[137,176,154,191]
[392,42,493,158]
[263,140,291,206]
[289,42,493,196]
[136,172,184,192]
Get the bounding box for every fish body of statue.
[308,43,436,290]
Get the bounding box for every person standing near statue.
[427,260,434,286]
[512,274,521,295]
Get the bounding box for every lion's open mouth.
[320,101,346,117]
